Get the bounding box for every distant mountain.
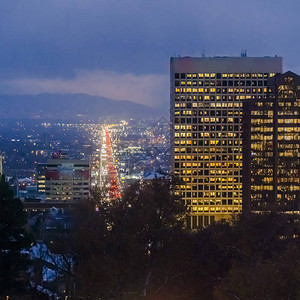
[0,93,165,121]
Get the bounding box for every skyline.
[0,2,299,293]
[0,0,300,107]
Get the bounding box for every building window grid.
[246,73,299,210]
[173,72,273,213]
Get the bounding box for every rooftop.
[170,56,283,73]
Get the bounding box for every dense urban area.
[0,118,170,197]
[0,58,300,300]
[0,2,300,298]
[0,57,300,300]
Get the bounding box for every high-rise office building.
[170,56,282,229]
[243,71,300,212]
[37,159,90,201]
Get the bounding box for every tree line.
[0,176,300,299]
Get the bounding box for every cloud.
[2,70,169,107]
[0,0,299,107]
[1,0,299,79]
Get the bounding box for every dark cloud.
[0,0,299,104]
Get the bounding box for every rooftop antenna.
[241,49,247,57]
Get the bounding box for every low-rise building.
[37,159,90,201]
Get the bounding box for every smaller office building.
[37,159,90,201]
[243,71,300,212]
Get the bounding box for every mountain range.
[0,93,167,121]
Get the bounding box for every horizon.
[1,0,300,108]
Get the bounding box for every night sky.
[0,0,299,107]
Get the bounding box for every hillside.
[0,93,164,121]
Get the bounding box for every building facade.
[243,71,300,212]
[37,159,90,201]
[170,56,282,229]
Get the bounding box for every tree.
[213,213,300,300]
[72,178,194,299]
[192,212,300,300]
[0,175,33,297]
[51,180,300,299]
